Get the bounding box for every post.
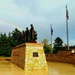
[66,19,69,50]
[66,5,69,50]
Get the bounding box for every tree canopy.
[54,37,63,52]
[0,27,37,57]
[41,39,51,54]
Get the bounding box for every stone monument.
[11,43,48,70]
[11,25,48,71]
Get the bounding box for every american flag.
[66,5,69,20]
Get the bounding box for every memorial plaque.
[33,52,38,57]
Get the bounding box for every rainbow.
[0,20,23,31]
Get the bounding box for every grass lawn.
[0,56,11,61]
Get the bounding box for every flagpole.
[50,25,53,53]
[66,5,69,50]
[66,18,69,50]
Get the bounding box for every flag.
[51,26,53,35]
[66,5,69,20]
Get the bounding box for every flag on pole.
[66,5,69,20]
[51,25,53,35]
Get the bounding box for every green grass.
[0,56,11,58]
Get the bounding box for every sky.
[0,0,75,46]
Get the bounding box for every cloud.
[0,0,75,46]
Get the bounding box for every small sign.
[33,52,38,57]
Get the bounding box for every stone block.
[11,43,48,70]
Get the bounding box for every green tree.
[54,37,63,52]
[11,28,21,46]
[0,27,38,57]
[41,39,48,45]
[11,28,37,45]
[44,44,51,54]
[0,33,12,56]
[0,33,6,56]
[42,39,51,54]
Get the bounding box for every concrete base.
[11,43,48,70]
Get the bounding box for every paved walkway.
[0,61,47,75]
[0,61,75,75]
[47,62,75,75]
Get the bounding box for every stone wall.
[25,43,48,70]
[11,43,48,70]
[46,50,75,64]
[11,44,25,69]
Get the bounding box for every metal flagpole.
[50,25,53,53]
[66,5,69,50]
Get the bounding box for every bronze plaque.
[33,52,38,57]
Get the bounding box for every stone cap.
[25,43,44,47]
[12,43,25,49]
[12,43,44,49]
